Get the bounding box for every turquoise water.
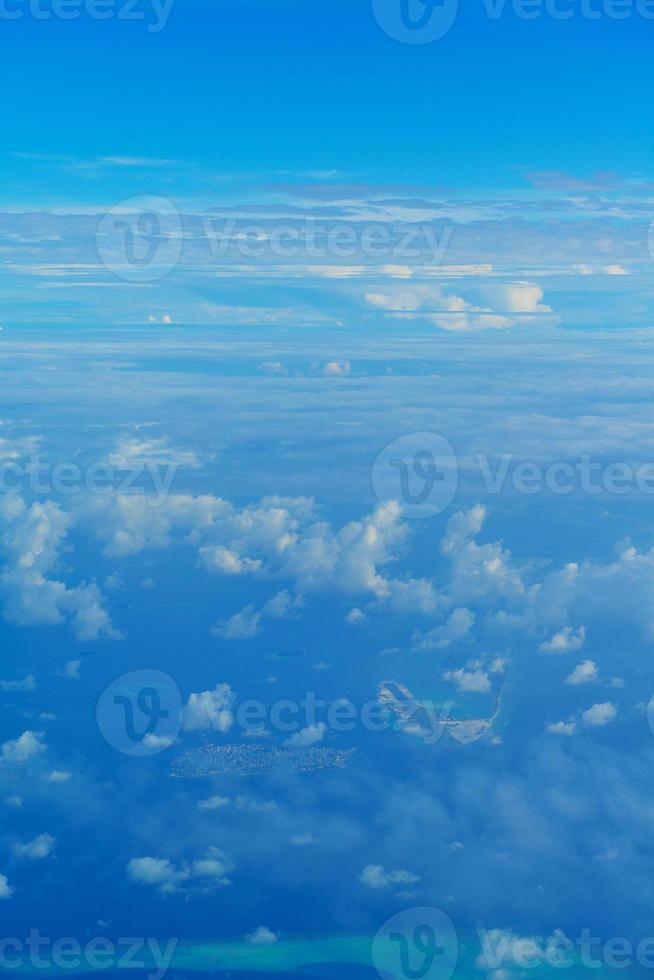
[1,933,646,978]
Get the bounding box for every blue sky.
[2,0,654,190]
[2,2,654,979]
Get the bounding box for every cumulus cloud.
[546,720,577,736]
[60,660,81,680]
[143,733,175,750]
[46,770,72,783]
[127,847,233,894]
[539,627,587,655]
[199,546,262,577]
[210,587,304,641]
[13,833,56,859]
[1,730,47,764]
[0,675,36,692]
[127,857,181,892]
[285,723,327,748]
[109,435,200,470]
[289,833,319,846]
[323,361,351,376]
[263,589,304,619]
[197,795,230,811]
[213,604,262,639]
[0,496,116,640]
[0,874,13,899]
[245,927,278,946]
[181,684,234,733]
[565,660,598,686]
[437,505,654,653]
[413,607,475,650]
[476,928,572,972]
[365,282,553,332]
[359,865,420,889]
[582,703,617,727]
[84,494,418,609]
[443,668,491,693]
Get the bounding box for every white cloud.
[539,627,587,655]
[198,795,230,811]
[603,265,629,275]
[85,494,420,620]
[0,874,13,899]
[212,605,261,639]
[182,684,235,733]
[359,865,420,889]
[443,668,491,693]
[199,546,262,577]
[289,833,319,846]
[143,733,175,750]
[0,496,116,641]
[13,833,56,859]
[109,435,200,470]
[582,703,617,727]
[213,591,302,640]
[285,723,327,748]
[0,675,36,692]
[365,282,553,332]
[46,770,72,783]
[323,361,351,376]
[246,927,278,946]
[546,721,577,736]
[565,660,598,686]
[1,730,46,764]
[484,282,553,314]
[127,847,232,894]
[413,607,474,650]
[263,589,304,619]
[127,857,185,894]
[345,607,367,625]
[476,928,572,972]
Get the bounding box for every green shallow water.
[0,935,645,978]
